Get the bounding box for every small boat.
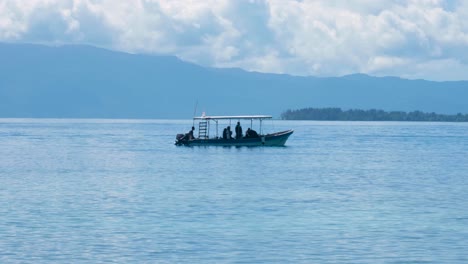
[175,115,293,146]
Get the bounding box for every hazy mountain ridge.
[1,43,467,118]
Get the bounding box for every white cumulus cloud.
[1,0,468,80]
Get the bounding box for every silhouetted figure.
[250,129,259,138]
[186,126,195,140]
[235,121,243,139]
[245,128,259,138]
[222,127,228,139]
[227,126,233,139]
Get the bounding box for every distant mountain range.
[1,43,467,119]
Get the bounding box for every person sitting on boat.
[185,126,195,140]
[250,129,259,138]
[227,126,233,139]
[245,128,259,138]
[235,121,243,139]
[222,127,228,139]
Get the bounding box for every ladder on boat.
[198,121,208,139]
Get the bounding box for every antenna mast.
[192,100,198,126]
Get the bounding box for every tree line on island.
[281,107,468,122]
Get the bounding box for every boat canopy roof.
[193,115,272,120]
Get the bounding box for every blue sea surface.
[1,119,468,263]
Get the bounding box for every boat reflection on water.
[175,114,293,146]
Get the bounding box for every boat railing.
[192,115,273,139]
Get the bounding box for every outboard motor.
[176,134,185,141]
[175,134,186,145]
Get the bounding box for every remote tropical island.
[282,107,468,122]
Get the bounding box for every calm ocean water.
[1,119,468,263]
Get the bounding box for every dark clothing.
[246,128,259,138]
[187,130,194,140]
[250,130,259,138]
[235,124,243,139]
[223,127,234,139]
[227,126,233,139]
[185,127,195,140]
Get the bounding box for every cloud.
[1,0,468,81]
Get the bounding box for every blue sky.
[1,0,467,81]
